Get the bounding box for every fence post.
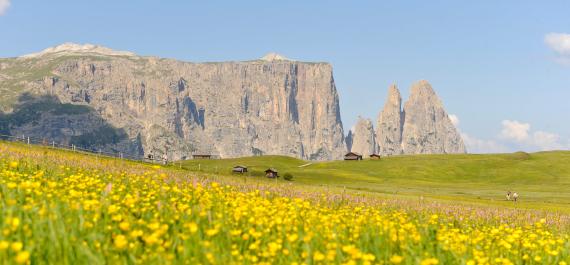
[27,137,30,145]
[52,141,55,148]
[120,153,123,159]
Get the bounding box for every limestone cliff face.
[375,84,403,155]
[347,117,376,158]
[401,80,465,154]
[0,43,346,160]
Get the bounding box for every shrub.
[511,151,531,160]
[283,173,293,181]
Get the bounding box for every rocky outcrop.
[401,80,465,154]
[0,43,346,160]
[347,117,377,158]
[354,80,465,156]
[375,84,403,155]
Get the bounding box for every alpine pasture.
[1,141,569,264]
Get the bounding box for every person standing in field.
[512,192,519,202]
[506,191,511,201]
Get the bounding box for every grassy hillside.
[180,152,570,211]
[2,138,569,212]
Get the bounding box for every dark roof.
[344,152,362,157]
[265,168,278,173]
[233,165,247,169]
[370,154,381,157]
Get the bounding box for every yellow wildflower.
[114,235,128,250]
[390,255,404,264]
[15,250,30,264]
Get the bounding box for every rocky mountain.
[375,84,403,155]
[401,80,465,154]
[346,117,376,158]
[350,80,465,155]
[0,43,346,160]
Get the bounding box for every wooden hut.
[344,152,363,161]
[265,168,278,178]
[232,165,248,174]
[192,154,212,160]
[369,154,381,160]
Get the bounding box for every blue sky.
[1,1,569,152]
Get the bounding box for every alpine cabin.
[369,154,381,160]
[192,154,212,159]
[232,165,248,173]
[344,152,363,161]
[265,168,278,178]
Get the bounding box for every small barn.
[192,154,212,160]
[369,154,381,160]
[232,165,248,174]
[344,152,363,161]
[265,168,278,178]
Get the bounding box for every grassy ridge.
[180,152,570,211]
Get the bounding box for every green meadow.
[180,151,570,212]
[2,140,569,264]
[2,139,569,212]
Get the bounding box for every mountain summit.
[260,52,290,61]
[351,80,466,155]
[346,117,377,158]
[376,84,403,155]
[402,80,465,154]
[20,42,137,58]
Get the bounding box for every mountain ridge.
[1,43,346,160]
[1,43,465,160]
[20,43,137,58]
[13,43,316,64]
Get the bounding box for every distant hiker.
[512,192,519,202]
[163,153,168,165]
[506,191,511,201]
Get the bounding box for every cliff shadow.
[0,93,142,156]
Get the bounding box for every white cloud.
[461,133,509,154]
[456,116,568,153]
[545,33,570,65]
[499,120,567,151]
[545,33,570,55]
[500,120,529,142]
[449,114,459,127]
[531,131,564,151]
[0,0,9,16]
